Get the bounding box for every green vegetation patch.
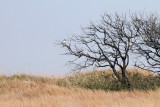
[56,70,160,91]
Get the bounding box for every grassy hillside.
[0,68,160,107]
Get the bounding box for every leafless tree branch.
[58,12,138,87]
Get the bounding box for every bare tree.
[132,13,160,73]
[59,13,137,87]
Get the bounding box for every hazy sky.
[0,0,160,75]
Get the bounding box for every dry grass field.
[0,69,159,107]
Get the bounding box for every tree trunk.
[121,69,131,89]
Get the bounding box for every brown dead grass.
[0,85,160,107]
[0,68,159,107]
[92,67,154,76]
[126,68,154,76]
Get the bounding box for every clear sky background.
[0,0,160,76]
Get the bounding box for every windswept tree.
[59,13,137,87]
[132,13,160,73]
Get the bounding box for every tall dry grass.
[0,68,159,107]
[0,83,160,107]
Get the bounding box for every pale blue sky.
[0,0,160,75]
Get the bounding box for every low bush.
[56,69,160,91]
